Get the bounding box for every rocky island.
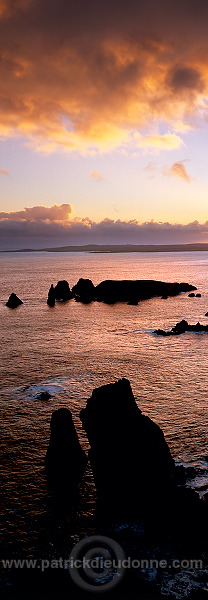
[48,278,196,305]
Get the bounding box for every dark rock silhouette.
[72,278,95,303]
[154,320,208,336]
[94,280,196,304]
[47,284,56,307]
[6,293,23,308]
[196,293,201,297]
[205,312,208,317]
[80,379,207,541]
[45,408,87,495]
[188,292,195,297]
[54,280,73,301]
[69,278,196,305]
[80,378,176,521]
[37,391,51,400]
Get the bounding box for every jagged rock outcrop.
[72,278,95,303]
[54,280,73,301]
[94,280,196,304]
[80,378,176,521]
[47,284,56,307]
[154,320,208,336]
[80,379,207,539]
[45,408,87,493]
[6,293,23,308]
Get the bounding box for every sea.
[0,250,208,587]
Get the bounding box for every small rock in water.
[6,293,23,308]
[54,280,73,301]
[195,293,201,297]
[188,292,195,297]
[37,391,52,400]
[72,278,95,303]
[47,284,56,307]
[205,312,208,317]
[154,320,208,336]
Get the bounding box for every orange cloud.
[163,161,192,182]
[90,171,105,181]
[0,1,208,152]
[0,168,9,175]
[0,204,72,221]
[134,132,183,150]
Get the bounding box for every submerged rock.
[47,284,56,307]
[6,293,23,308]
[45,408,87,492]
[154,320,208,336]
[54,280,73,301]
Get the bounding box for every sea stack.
[80,378,176,521]
[6,293,23,308]
[45,408,87,494]
[72,278,95,303]
[54,280,73,301]
[47,284,56,307]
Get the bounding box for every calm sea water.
[0,251,208,558]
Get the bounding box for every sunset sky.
[0,0,208,249]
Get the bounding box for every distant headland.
[1,243,208,253]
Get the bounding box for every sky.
[0,0,208,249]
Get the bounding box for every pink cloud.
[163,161,192,182]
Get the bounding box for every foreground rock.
[6,293,23,308]
[54,280,73,301]
[80,379,207,541]
[154,320,208,336]
[45,408,87,494]
[80,378,176,521]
